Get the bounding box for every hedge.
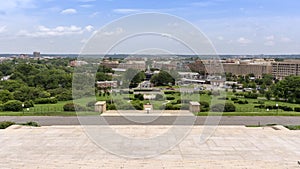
[63,103,86,112]
[34,98,58,104]
[3,100,23,112]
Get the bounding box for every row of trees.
[0,59,74,111]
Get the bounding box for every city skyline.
[0,0,300,54]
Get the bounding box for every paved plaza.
[0,124,300,168]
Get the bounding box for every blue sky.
[0,0,299,54]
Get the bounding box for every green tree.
[3,100,23,111]
[271,76,300,103]
[0,90,13,103]
[150,71,175,86]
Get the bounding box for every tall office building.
[33,51,40,58]
[272,60,300,79]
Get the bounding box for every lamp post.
[276,103,279,116]
[22,103,25,115]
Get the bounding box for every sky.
[0,0,299,54]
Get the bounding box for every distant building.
[189,59,273,78]
[96,81,118,88]
[118,61,146,71]
[101,60,119,68]
[33,51,40,58]
[69,60,88,67]
[272,60,300,79]
[223,63,272,78]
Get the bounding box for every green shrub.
[63,103,86,112]
[20,121,39,127]
[107,104,116,110]
[155,94,164,100]
[164,91,176,94]
[199,101,209,108]
[211,103,236,112]
[0,121,15,129]
[231,97,238,101]
[23,100,34,108]
[166,96,175,100]
[134,94,144,101]
[34,97,58,104]
[56,92,73,101]
[244,92,258,99]
[165,103,180,110]
[131,100,144,110]
[3,100,23,111]
[254,104,265,109]
[237,100,248,104]
[294,107,300,112]
[281,106,293,111]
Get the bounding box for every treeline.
[0,58,73,111]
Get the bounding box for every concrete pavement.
[0,125,299,168]
[0,115,300,126]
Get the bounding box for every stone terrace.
[0,125,299,169]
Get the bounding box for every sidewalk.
[0,125,299,168]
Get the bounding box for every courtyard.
[0,125,299,168]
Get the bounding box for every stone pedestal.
[144,104,153,114]
[189,101,200,113]
[95,101,106,113]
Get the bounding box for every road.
[0,116,300,126]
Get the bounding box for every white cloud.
[89,12,99,18]
[102,27,124,36]
[85,25,94,32]
[189,1,217,7]
[113,8,140,14]
[237,37,252,45]
[61,8,77,14]
[0,26,7,33]
[264,41,275,46]
[281,37,291,43]
[0,0,36,11]
[17,25,93,37]
[265,35,275,41]
[217,36,224,40]
[264,35,275,46]
[80,4,93,8]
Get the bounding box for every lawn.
[1,90,300,116]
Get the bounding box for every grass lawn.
[1,90,300,116]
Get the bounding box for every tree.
[0,90,13,103]
[96,72,112,81]
[122,69,145,88]
[271,76,300,103]
[3,100,23,112]
[150,71,175,86]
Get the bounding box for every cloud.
[17,25,93,37]
[80,4,93,8]
[61,8,77,14]
[264,35,275,46]
[217,36,224,40]
[0,0,36,11]
[113,8,140,14]
[237,37,252,45]
[85,25,94,32]
[189,1,217,7]
[89,12,99,18]
[0,26,7,33]
[102,28,124,36]
[281,37,291,43]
